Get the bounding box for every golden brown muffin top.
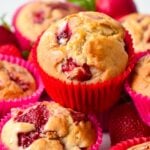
[122,13,150,53]
[15,1,80,42]
[0,61,36,100]
[1,101,96,150]
[37,11,128,84]
[127,142,150,150]
[131,54,150,97]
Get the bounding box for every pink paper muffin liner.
[0,54,44,118]
[125,50,150,126]
[111,137,150,150]
[0,102,102,150]
[33,31,135,113]
[12,3,32,51]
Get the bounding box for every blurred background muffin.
[12,1,82,51]
[121,13,150,53]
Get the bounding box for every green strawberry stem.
[22,50,30,60]
[68,0,95,10]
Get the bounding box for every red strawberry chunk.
[15,104,49,148]
[33,11,45,24]
[62,58,92,81]
[57,23,72,45]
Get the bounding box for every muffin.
[13,1,81,50]
[125,51,150,126]
[37,11,128,83]
[0,54,44,117]
[121,13,150,53]
[1,101,99,150]
[0,60,36,99]
[35,11,133,112]
[128,142,150,150]
[131,54,150,97]
[111,137,150,150]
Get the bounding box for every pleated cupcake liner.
[111,137,150,150]
[0,54,44,118]
[125,50,150,126]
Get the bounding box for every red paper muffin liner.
[111,137,150,150]
[0,54,44,118]
[125,50,150,126]
[0,102,102,150]
[33,30,135,113]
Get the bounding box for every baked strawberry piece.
[12,1,81,51]
[108,102,150,145]
[1,101,97,150]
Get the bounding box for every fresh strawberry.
[108,102,150,145]
[0,25,19,47]
[96,0,137,19]
[0,44,21,58]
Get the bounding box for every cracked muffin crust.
[37,11,128,83]
[121,13,150,53]
[131,54,150,97]
[1,101,96,150]
[127,142,150,150]
[0,61,36,100]
[14,1,81,43]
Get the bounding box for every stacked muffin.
[0,0,150,149]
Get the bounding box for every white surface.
[0,0,149,150]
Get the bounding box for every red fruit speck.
[62,58,92,81]
[57,23,72,45]
[33,10,44,24]
[70,110,87,123]
[62,58,78,72]
[15,104,49,148]
[15,104,49,131]
[18,131,40,148]
[76,63,92,81]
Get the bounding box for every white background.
[0,0,149,150]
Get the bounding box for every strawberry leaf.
[68,0,95,10]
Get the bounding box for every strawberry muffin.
[130,54,150,97]
[0,60,36,100]
[37,12,128,83]
[127,142,150,150]
[35,11,134,112]
[121,13,150,53]
[1,101,99,150]
[13,1,81,50]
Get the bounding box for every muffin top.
[121,13,150,53]
[0,60,36,100]
[15,1,80,42]
[37,11,128,83]
[131,54,150,97]
[127,142,150,150]
[1,101,96,150]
